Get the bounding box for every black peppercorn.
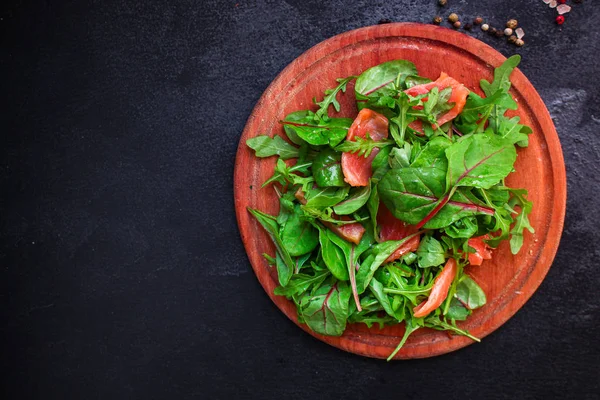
[495,29,504,38]
[438,0,447,6]
[508,35,517,44]
[378,18,392,24]
[464,23,472,31]
[488,27,497,35]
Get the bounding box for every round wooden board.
[234,23,566,359]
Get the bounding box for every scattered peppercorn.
[506,19,518,29]
[558,0,566,3]
[464,23,473,31]
[556,15,565,25]
[495,29,504,38]
[508,35,517,44]
[474,17,483,25]
[448,13,459,23]
[504,28,513,36]
[515,38,524,47]
[378,18,392,24]
[573,0,583,3]
[433,16,442,25]
[481,23,489,31]
[488,27,497,35]
[453,21,462,29]
[438,0,447,6]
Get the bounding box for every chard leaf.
[305,186,350,209]
[246,135,299,159]
[445,133,517,190]
[299,281,352,336]
[318,227,349,280]
[274,270,330,297]
[333,183,371,215]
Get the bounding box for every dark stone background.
[1,0,599,399]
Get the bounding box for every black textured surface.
[1,1,599,399]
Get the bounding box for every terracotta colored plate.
[234,23,566,359]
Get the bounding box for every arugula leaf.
[386,318,422,361]
[263,159,311,188]
[480,55,521,97]
[507,188,534,254]
[246,135,299,159]
[315,76,357,121]
[298,280,352,336]
[335,135,394,157]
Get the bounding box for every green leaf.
[274,270,330,297]
[281,205,319,257]
[366,184,380,240]
[355,60,418,98]
[416,236,445,268]
[446,297,470,321]
[369,278,404,320]
[312,148,347,187]
[480,55,521,97]
[333,183,371,215]
[280,116,352,147]
[299,281,352,336]
[388,143,412,169]
[404,75,432,89]
[334,136,394,158]
[319,228,349,280]
[387,318,421,361]
[444,216,479,238]
[315,76,357,121]
[455,276,487,309]
[508,188,534,254]
[248,208,295,284]
[282,110,313,145]
[496,116,532,147]
[305,186,350,209]
[246,135,299,159]
[275,252,293,286]
[445,133,517,189]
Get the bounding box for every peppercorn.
[433,16,443,25]
[464,23,473,31]
[556,15,565,25]
[508,35,517,44]
[488,27,497,35]
[378,18,392,24]
[453,21,461,29]
[515,38,524,47]
[473,17,483,25]
[481,23,489,31]
[495,29,504,38]
[504,28,513,36]
[506,19,518,29]
[438,0,447,6]
[448,13,459,23]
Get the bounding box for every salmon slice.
[341,108,389,187]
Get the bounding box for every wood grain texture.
[233,23,566,359]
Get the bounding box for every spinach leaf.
[312,148,346,187]
[445,298,470,321]
[333,183,371,215]
[275,252,293,287]
[281,115,352,147]
[281,204,319,256]
[318,227,349,280]
[246,135,299,159]
[416,235,445,268]
[305,186,350,208]
[355,59,418,98]
[455,276,487,309]
[366,184,380,240]
[298,281,352,336]
[248,208,295,284]
[445,133,517,190]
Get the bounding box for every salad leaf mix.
[246,55,533,360]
